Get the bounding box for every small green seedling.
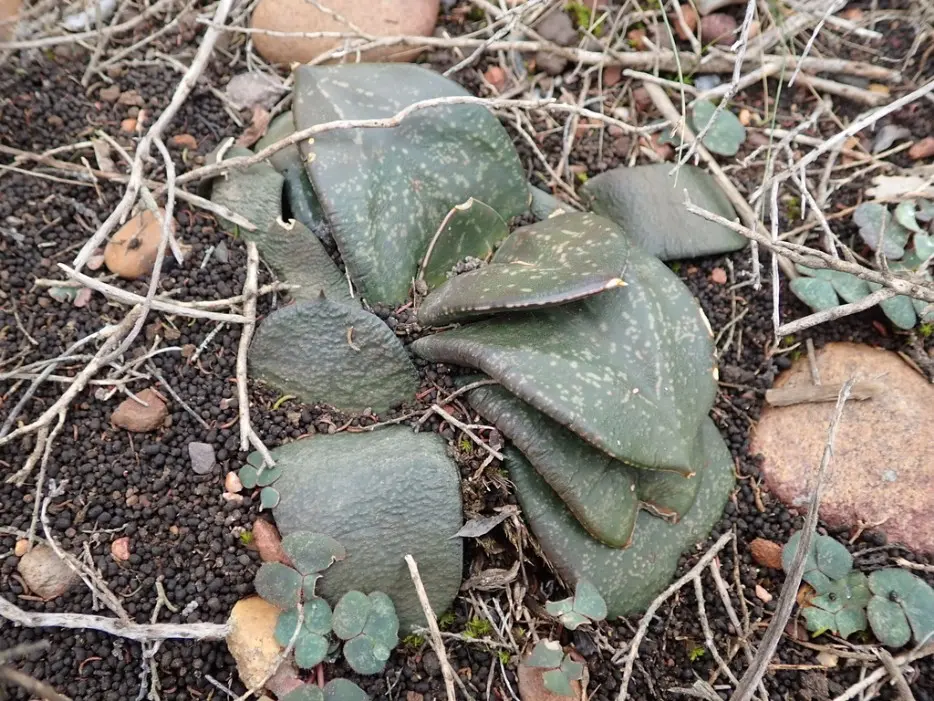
[279,679,369,701]
[866,568,934,648]
[545,578,608,630]
[782,531,853,595]
[239,451,285,512]
[524,640,585,697]
[801,571,871,639]
[690,101,747,157]
[332,591,400,675]
[464,617,493,639]
[254,532,346,609]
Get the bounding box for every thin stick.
[430,404,503,460]
[405,555,458,701]
[237,242,260,453]
[832,645,934,701]
[0,664,70,701]
[730,379,855,701]
[765,381,883,407]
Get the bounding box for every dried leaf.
[453,506,518,539]
[91,139,117,173]
[73,287,93,308]
[872,124,911,154]
[237,106,272,148]
[865,175,934,200]
[225,71,288,111]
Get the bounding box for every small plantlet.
[866,568,934,648]
[524,640,584,697]
[332,591,400,675]
[688,645,706,662]
[279,679,368,701]
[545,578,608,630]
[464,617,493,639]
[497,650,512,665]
[438,611,456,630]
[402,634,425,649]
[782,530,853,594]
[239,531,254,546]
[800,571,871,639]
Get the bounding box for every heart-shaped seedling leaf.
[523,642,582,698]
[789,277,840,312]
[254,562,303,610]
[579,164,745,261]
[468,383,640,549]
[421,198,509,290]
[275,598,333,645]
[332,590,370,640]
[279,686,325,701]
[419,213,631,327]
[794,265,873,306]
[867,281,918,330]
[260,487,280,511]
[545,578,608,629]
[281,532,346,576]
[238,455,283,490]
[867,568,934,648]
[209,145,284,235]
[525,640,565,669]
[852,203,910,260]
[802,571,871,639]
[248,295,419,414]
[690,100,747,157]
[322,679,369,701]
[528,184,579,221]
[295,632,330,669]
[894,200,923,233]
[782,531,853,595]
[293,63,529,305]
[415,213,717,476]
[334,591,399,675]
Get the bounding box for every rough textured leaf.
[525,640,564,668]
[782,532,852,595]
[254,562,302,610]
[542,669,576,697]
[294,632,329,669]
[323,679,369,701]
[691,101,746,156]
[249,295,418,414]
[852,203,909,260]
[332,591,371,640]
[343,636,388,675]
[789,277,839,312]
[269,428,463,631]
[274,609,303,646]
[259,486,280,511]
[529,184,578,220]
[253,219,357,305]
[868,569,934,646]
[580,164,746,261]
[422,198,509,289]
[504,418,734,618]
[280,686,326,701]
[868,282,918,329]
[416,217,717,475]
[419,213,631,327]
[868,597,912,647]
[468,383,640,548]
[803,571,871,639]
[282,532,346,576]
[363,592,399,649]
[209,145,283,234]
[293,63,529,304]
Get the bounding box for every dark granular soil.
[1,3,933,701]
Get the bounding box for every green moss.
[497,650,512,665]
[919,322,933,338]
[402,634,425,649]
[464,617,493,639]
[688,645,706,661]
[239,531,254,546]
[438,611,456,630]
[785,195,802,221]
[565,2,604,35]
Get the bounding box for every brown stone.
[749,538,783,569]
[99,84,121,102]
[699,13,737,46]
[671,4,698,40]
[120,118,137,133]
[602,64,622,87]
[227,597,299,692]
[17,545,78,600]
[250,0,439,66]
[111,388,168,433]
[169,133,199,150]
[0,0,21,42]
[751,343,934,554]
[909,136,934,161]
[111,537,131,562]
[104,209,177,280]
[251,518,290,565]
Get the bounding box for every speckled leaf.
[363,592,399,650]
[274,609,303,646]
[280,686,325,701]
[789,277,839,312]
[254,562,302,610]
[795,265,872,304]
[332,591,370,640]
[252,219,357,305]
[468,383,639,548]
[867,597,912,648]
[894,200,923,233]
[542,669,575,697]
[504,418,734,618]
[853,203,909,260]
[782,532,852,595]
[209,145,283,234]
[637,467,702,522]
[525,640,564,669]
[323,679,369,701]
[421,198,509,289]
[803,571,871,639]
[529,184,578,220]
[271,428,463,631]
[293,63,529,305]
[260,487,280,511]
[282,532,346,576]
[294,632,329,669]
[255,110,304,174]
[868,569,934,646]
[343,636,389,675]
[415,216,717,475]
[579,164,745,261]
[868,282,917,329]
[419,213,631,327]
[690,101,746,156]
[249,295,418,414]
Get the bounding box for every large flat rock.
[752,342,934,554]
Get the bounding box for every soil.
[1,1,933,701]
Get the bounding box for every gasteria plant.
[220,62,746,625]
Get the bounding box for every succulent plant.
[866,568,934,648]
[523,641,585,697]
[332,591,400,675]
[800,571,871,639]
[781,531,853,595]
[209,144,284,236]
[689,100,747,157]
[545,578,607,630]
[254,531,346,610]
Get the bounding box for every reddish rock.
[671,4,698,40]
[909,137,934,160]
[749,538,783,569]
[111,537,131,562]
[710,267,728,284]
[252,519,290,565]
[700,13,737,46]
[111,388,168,433]
[120,118,137,133]
[104,209,177,280]
[484,65,506,92]
[169,133,198,150]
[752,343,934,554]
[0,0,22,42]
[603,65,622,87]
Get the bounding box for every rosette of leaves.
[800,571,871,639]
[331,591,400,675]
[523,641,585,698]
[866,568,934,648]
[545,579,608,630]
[781,531,853,595]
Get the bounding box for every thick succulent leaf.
[255,465,284,487]
[293,63,529,305]
[829,272,872,304]
[690,101,746,157]
[504,418,734,618]
[525,640,564,669]
[867,597,912,648]
[869,569,934,645]
[363,592,400,649]
[894,200,923,233]
[323,679,369,701]
[282,532,347,576]
[260,487,280,511]
[852,203,909,260]
[804,571,871,639]
[271,428,463,631]
[295,632,329,669]
[902,233,934,270]
[249,295,418,414]
[789,277,839,312]
[302,575,321,603]
[332,591,371,640]
[782,532,852,595]
[281,686,326,701]
[467,383,640,548]
[913,297,934,323]
[579,164,746,260]
[529,184,579,220]
[254,562,302,610]
[419,214,630,326]
[637,467,701,522]
[416,217,717,475]
[344,636,389,675]
[868,282,918,329]
[209,145,284,235]
[421,198,509,290]
[253,219,357,305]
[542,669,576,697]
